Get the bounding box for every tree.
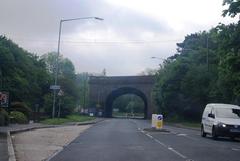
[41,52,79,116]
[222,0,240,17]
[112,94,144,114]
[76,72,89,109]
[0,36,51,110]
[154,30,221,121]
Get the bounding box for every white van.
[201,103,240,139]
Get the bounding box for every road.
[50,119,240,161]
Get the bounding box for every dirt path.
[12,125,91,161]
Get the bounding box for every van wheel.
[201,125,206,137]
[212,126,218,140]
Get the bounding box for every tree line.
[154,0,240,121]
[0,36,88,117]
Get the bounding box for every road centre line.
[176,133,199,141]
[153,134,187,159]
[232,148,240,151]
[168,147,187,159]
[139,130,187,159]
[146,133,153,139]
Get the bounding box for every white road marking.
[146,133,153,139]
[140,130,187,159]
[177,133,187,136]
[154,139,167,147]
[168,147,187,159]
[232,148,240,151]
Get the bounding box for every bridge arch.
[105,87,148,118]
[88,76,156,119]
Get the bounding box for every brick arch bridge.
[88,76,157,119]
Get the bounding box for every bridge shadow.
[105,87,148,119]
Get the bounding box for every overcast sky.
[0,0,236,76]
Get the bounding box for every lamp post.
[52,16,104,118]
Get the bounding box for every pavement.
[0,133,8,161]
[0,118,102,161]
[50,118,240,161]
[12,125,91,161]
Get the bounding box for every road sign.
[58,89,64,96]
[0,91,9,108]
[50,85,60,90]
[157,115,163,120]
[152,114,163,129]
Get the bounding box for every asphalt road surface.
[50,119,240,161]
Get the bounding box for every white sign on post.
[151,114,157,128]
[50,85,60,90]
[152,114,163,129]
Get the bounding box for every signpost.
[0,91,9,108]
[50,85,61,118]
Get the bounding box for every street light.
[52,16,104,118]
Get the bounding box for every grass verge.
[165,119,201,129]
[40,115,95,125]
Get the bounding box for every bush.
[10,102,32,120]
[10,111,28,124]
[0,114,4,126]
[0,108,9,126]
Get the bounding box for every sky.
[0,0,236,76]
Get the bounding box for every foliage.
[10,111,28,124]
[0,114,4,126]
[10,102,32,120]
[112,94,144,114]
[0,37,89,120]
[154,3,240,121]
[41,52,81,117]
[0,108,9,126]
[0,36,51,112]
[76,72,89,108]
[222,0,240,17]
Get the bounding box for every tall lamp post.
[52,17,104,118]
